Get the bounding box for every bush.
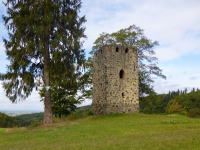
[140,94,170,114]
[167,102,185,114]
[167,91,200,117]
[188,108,200,117]
[139,89,186,114]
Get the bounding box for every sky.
[0,0,200,112]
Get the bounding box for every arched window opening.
[116,47,119,52]
[122,93,125,98]
[125,48,129,53]
[119,69,124,79]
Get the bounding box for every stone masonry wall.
[92,46,139,114]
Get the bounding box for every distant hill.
[1,105,92,127]
[0,113,17,128]
[74,105,92,113]
[0,112,44,128]
[15,113,44,126]
[1,111,40,117]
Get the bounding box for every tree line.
[140,88,200,115]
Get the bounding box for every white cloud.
[81,0,200,93]
[82,0,200,61]
[0,82,43,112]
[154,63,200,93]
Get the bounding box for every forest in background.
[1,88,200,128]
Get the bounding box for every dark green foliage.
[0,106,92,128]
[0,112,43,127]
[39,59,92,118]
[51,89,79,118]
[75,57,93,101]
[52,56,93,117]
[167,90,200,117]
[91,25,166,96]
[0,113,17,128]
[15,113,44,126]
[140,89,187,114]
[140,94,168,114]
[140,88,200,116]
[139,71,156,96]
[1,0,86,123]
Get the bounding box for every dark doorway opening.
[125,48,129,53]
[122,92,125,98]
[116,47,119,52]
[119,69,124,79]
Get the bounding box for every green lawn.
[0,113,200,150]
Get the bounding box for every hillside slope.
[0,113,200,150]
[0,113,17,128]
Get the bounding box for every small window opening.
[116,47,119,52]
[119,69,124,79]
[122,93,125,98]
[134,66,137,71]
[125,48,129,53]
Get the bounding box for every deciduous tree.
[91,25,166,96]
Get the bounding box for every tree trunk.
[43,0,53,125]
[43,41,53,125]
[44,92,53,124]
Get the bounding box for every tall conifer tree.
[1,0,86,124]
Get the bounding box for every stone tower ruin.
[92,46,139,114]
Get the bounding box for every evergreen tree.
[1,0,86,124]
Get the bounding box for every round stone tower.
[92,46,139,114]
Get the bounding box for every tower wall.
[92,46,139,114]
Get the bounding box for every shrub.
[167,102,185,114]
[167,90,200,117]
[139,89,185,114]
[140,94,170,114]
[188,108,200,117]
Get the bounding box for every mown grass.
[0,113,200,150]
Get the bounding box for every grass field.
[0,113,200,150]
